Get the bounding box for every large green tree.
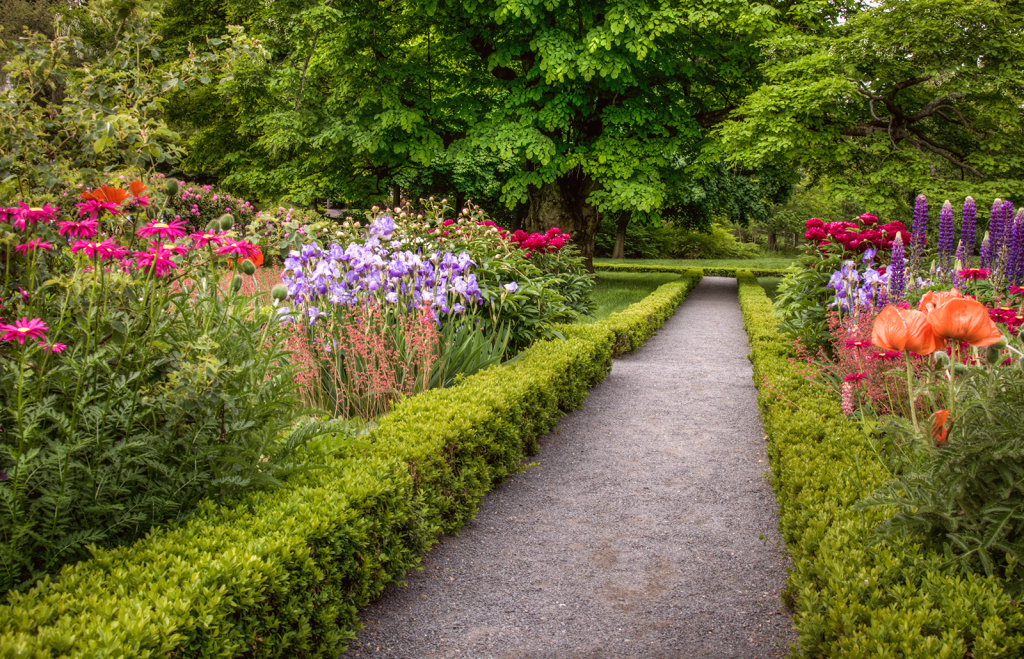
[168,0,783,265]
[718,0,1024,216]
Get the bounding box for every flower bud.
[219,214,235,230]
[933,351,950,368]
[986,345,1003,365]
[231,275,243,292]
[953,363,969,375]
[206,220,220,232]
[271,284,289,300]
[372,205,379,212]
[165,178,179,196]
[241,259,256,275]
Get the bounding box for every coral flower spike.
[926,298,1003,347]
[871,305,945,355]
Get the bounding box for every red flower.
[215,239,261,259]
[805,218,824,229]
[804,227,827,241]
[931,409,950,443]
[0,317,48,344]
[80,185,129,205]
[846,339,872,349]
[189,231,227,248]
[858,213,879,225]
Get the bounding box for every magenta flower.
[215,239,260,259]
[58,218,100,239]
[0,207,16,224]
[70,239,128,261]
[0,317,48,344]
[189,231,227,248]
[153,241,190,257]
[958,268,991,280]
[14,203,58,228]
[39,341,67,353]
[14,239,54,255]
[134,247,178,278]
[843,372,867,383]
[1011,285,1024,296]
[75,200,121,222]
[137,219,187,240]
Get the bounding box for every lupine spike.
[961,196,977,259]
[938,200,955,272]
[889,232,906,301]
[1010,209,1024,285]
[910,194,928,283]
[980,232,993,269]
[988,198,1004,260]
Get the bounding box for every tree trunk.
[525,168,602,271]
[391,184,401,210]
[767,232,777,252]
[612,215,629,259]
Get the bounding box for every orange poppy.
[918,288,964,313]
[128,180,148,197]
[931,409,950,443]
[871,305,945,355]
[926,298,1003,347]
[80,185,130,205]
[235,247,264,268]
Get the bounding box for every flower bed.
[738,270,1024,657]
[0,271,702,658]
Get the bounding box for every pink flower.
[137,219,187,240]
[843,372,867,383]
[134,247,178,277]
[15,203,58,226]
[215,239,260,259]
[189,231,227,248]
[858,213,879,225]
[57,218,99,239]
[15,239,54,255]
[805,218,824,229]
[70,239,128,261]
[75,199,121,222]
[958,268,990,281]
[0,207,17,223]
[845,339,872,349]
[0,317,48,344]
[1010,286,1024,296]
[40,342,67,353]
[153,241,189,256]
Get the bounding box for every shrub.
[594,216,760,259]
[164,180,258,232]
[0,271,702,657]
[738,270,1024,657]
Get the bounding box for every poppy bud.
[165,178,179,196]
[219,214,235,230]
[933,351,950,368]
[986,345,1003,365]
[231,275,243,292]
[241,259,256,275]
[953,363,969,375]
[145,205,158,219]
[271,284,288,301]
[206,220,219,232]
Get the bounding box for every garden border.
[595,262,790,278]
[736,269,1024,657]
[0,270,703,658]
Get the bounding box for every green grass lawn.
[583,272,683,322]
[758,276,783,301]
[593,256,798,270]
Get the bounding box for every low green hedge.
[736,270,1024,658]
[595,262,789,278]
[0,270,702,658]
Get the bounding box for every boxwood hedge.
[737,270,1024,658]
[0,270,703,658]
[595,263,790,278]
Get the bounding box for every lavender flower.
[889,232,907,301]
[961,196,977,259]
[937,200,955,269]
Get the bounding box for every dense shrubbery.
[0,181,321,592]
[739,271,1024,656]
[0,271,700,657]
[593,216,760,260]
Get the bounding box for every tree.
[718,0,1024,216]
[167,0,780,267]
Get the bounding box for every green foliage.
[595,217,761,260]
[773,242,848,354]
[738,270,1024,657]
[0,272,701,657]
[594,263,790,278]
[867,335,1024,589]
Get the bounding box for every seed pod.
[271,284,288,301]
[241,259,256,275]
[165,178,179,196]
[219,214,235,230]
[206,220,220,232]
[231,275,243,292]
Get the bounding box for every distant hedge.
[595,263,789,278]
[0,271,703,658]
[737,269,1024,658]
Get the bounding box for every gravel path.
[341,277,795,659]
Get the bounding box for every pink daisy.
[14,239,54,255]
[189,231,227,248]
[153,241,190,256]
[70,239,128,261]
[75,199,121,222]
[0,317,48,344]
[134,247,178,278]
[137,219,187,240]
[39,341,67,353]
[215,239,260,259]
[58,218,99,239]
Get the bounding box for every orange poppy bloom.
[871,305,945,355]
[128,180,148,197]
[926,298,1003,347]
[931,409,950,443]
[80,185,130,205]
[233,246,264,268]
[918,288,964,313]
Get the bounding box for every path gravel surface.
[341,276,795,659]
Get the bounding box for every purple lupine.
[952,240,967,289]
[910,194,928,280]
[889,232,907,301]
[961,196,977,260]
[1009,209,1024,285]
[987,198,1005,261]
[980,232,993,269]
[998,201,1015,275]
[937,200,955,269]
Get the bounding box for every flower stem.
[905,351,919,432]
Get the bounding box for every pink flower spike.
[189,231,227,248]
[0,317,49,344]
[57,218,100,239]
[15,239,54,255]
[137,219,187,240]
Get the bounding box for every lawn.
[593,256,798,270]
[583,272,683,322]
[758,277,784,301]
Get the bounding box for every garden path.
[340,277,795,659]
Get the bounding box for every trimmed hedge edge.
[0,270,703,659]
[595,262,790,278]
[736,269,1024,658]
